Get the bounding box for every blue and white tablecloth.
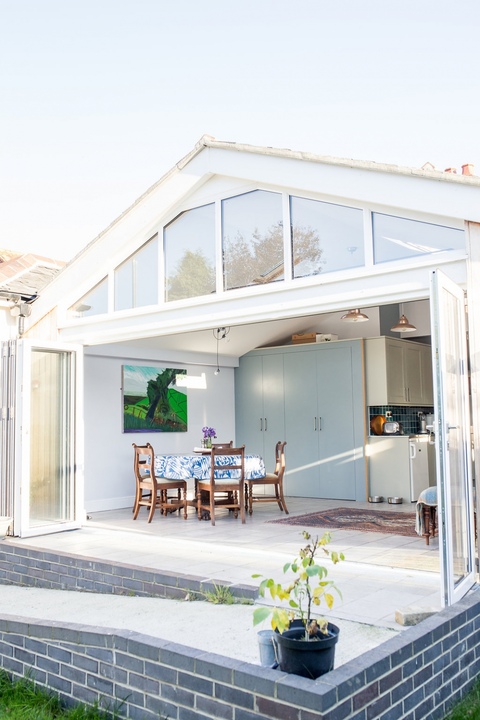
[154,454,265,480]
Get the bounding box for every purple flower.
[202,426,217,439]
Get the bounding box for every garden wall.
[1,542,480,719]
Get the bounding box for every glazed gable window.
[290,196,364,278]
[69,278,108,317]
[222,190,283,290]
[164,204,215,302]
[373,213,465,264]
[114,236,158,311]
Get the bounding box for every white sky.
[1,0,479,261]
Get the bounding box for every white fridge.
[409,435,436,502]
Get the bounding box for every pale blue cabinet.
[235,353,285,463]
[235,341,366,501]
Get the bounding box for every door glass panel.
[29,349,73,526]
[291,196,364,278]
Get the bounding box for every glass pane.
[222,190,283,290]
[373,213,465,264]
[115,259,133,311]
[165,204,215,301]
[29,350,73,526]
[291,196,364,278]
[135,236,158,307]
[69,278,108,317]
[441,290,471,585]
[114,236,158,310]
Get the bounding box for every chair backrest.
[274,441,287,477]
[211,441,233,449]
[210,445,245,482]
[132,442,156,482]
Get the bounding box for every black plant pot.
[273,622,340,679]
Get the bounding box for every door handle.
[313,416,317,431]
[447,424,458,431]
[264,417,267,431]
[318,416,322,431]
[260,418,263,431]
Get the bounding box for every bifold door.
[13,340,84,537]
[430,269,475,605]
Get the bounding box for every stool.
[422,505,436,545]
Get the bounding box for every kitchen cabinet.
[235,340,366,501]
[235,353,285,462]
[365,337,433,406]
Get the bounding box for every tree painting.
[123,365,187,433]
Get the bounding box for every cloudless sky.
[1,0,479,260]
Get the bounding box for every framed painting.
[122,365,187,433]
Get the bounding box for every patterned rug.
[268,507,417,537]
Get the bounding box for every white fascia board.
[84,343,237,368]
[56,256,466,348]
[203,147,480,224]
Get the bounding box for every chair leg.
[239,483,246,524]
[278,484,289,514]
[147,495,156,523]
[182,486,188,520]
[209,491,216,526]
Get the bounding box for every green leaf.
[253,607,271,626]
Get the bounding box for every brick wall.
[1,541,480,719]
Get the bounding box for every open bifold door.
[430,269,475,606]
[4,339,84,537]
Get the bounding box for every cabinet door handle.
[318,416,322,431]
[260,418,263,431]
[264,417,268,431]
[313,416,317,431]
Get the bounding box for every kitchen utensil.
[370,415,386,436]
[368,496,384,503]
[388,496,403,504]
[383,421,402,434]
[418,412,428,434]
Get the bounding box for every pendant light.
[213,327,230,375]
[391,314,416,332]
[341,309,369,323]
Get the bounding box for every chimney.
[462,163,474,176]
[444,167,457,173]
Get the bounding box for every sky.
[1,0,479,262]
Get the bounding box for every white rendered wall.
[83,352,236,512]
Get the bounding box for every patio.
[6,496,441,629]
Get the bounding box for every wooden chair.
[246,441,288,515]
[211,441,233,449]
[132,443,187,522]
[197,446,246,526]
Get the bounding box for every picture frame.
[122,365,187,433]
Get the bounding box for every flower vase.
[205,438,212,449]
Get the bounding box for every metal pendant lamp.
[391,314,417,332]
[341,308,369,323]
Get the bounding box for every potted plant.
[253,530,344,678]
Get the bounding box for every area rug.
[268,507,417,537]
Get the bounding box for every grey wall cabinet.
[365,337,433,406]
[235,341,366,501]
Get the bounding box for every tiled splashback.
[369,406,434,435]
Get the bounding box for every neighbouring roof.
[0,250,65,300]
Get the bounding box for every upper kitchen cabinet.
[235,340,366,501]
[365,337,433,406]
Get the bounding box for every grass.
[443,677,480,719]
[0,670,117,719]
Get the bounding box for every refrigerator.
[409,435,436,502]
